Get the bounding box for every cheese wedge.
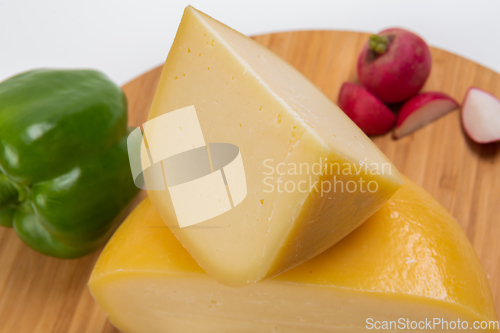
[143,6,403,286]
[89,177,497,333]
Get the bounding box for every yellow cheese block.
[89,177,497,333]
[144,5,403,286]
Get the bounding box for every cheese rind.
[144,6,403,286]
[89,177,497,333]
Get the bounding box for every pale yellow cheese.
[144,6,403,286]
[89,177,498,332]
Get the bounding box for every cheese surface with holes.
[143,6,403,286]
[89,177,497,333]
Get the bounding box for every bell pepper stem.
[0,176,19,208]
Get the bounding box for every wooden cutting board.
[0,30,499,333]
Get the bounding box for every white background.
[1,0,499,85]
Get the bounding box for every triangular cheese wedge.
[89,177,497,332]
[144,6,403,286]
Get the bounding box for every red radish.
[357,28,432,104]
[394,92,459,139]
[338,82,395,135]
[462,87,500,143]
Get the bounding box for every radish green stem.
[369,35,389,54]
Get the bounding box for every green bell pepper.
[0,69,139,258]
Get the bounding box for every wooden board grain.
[0,30,499,333]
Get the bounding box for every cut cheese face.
[144,5,403,286]
[89,177,497,333]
